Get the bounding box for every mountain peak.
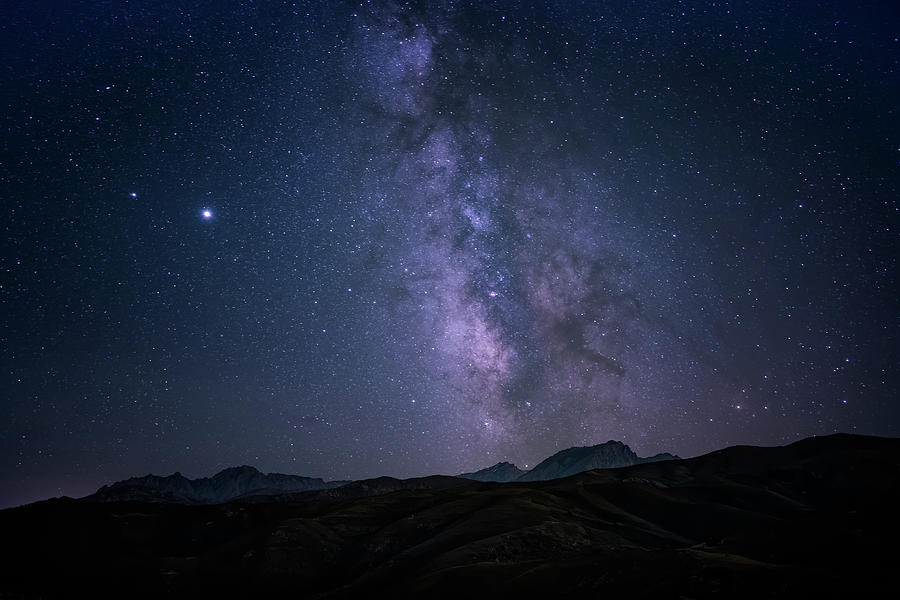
[213,465,261,478]
[481,461,516,469]
[459,461,526,482]
[517,440,677,482]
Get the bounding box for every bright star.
[202,209,212,219]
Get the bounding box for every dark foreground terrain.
[2,433,898,598]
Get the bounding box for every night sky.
[2,0,898,509]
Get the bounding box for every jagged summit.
[456,440,677,484]
[517,440,678,481]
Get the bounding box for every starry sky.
[1,0,898,509]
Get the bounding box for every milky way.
[1,1,897,508]
[354,8,664,446]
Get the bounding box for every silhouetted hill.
[458,461,525,482]
[86,465,348,504]
[517,440,678,481]
[2,433,897,599]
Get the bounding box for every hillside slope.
[1,434,897,599]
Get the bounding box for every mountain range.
[2,433,896,598]
[86,440,679,503]
[87,465,350,504]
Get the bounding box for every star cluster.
[1,1,897,508]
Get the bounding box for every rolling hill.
[1,433,896,598]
